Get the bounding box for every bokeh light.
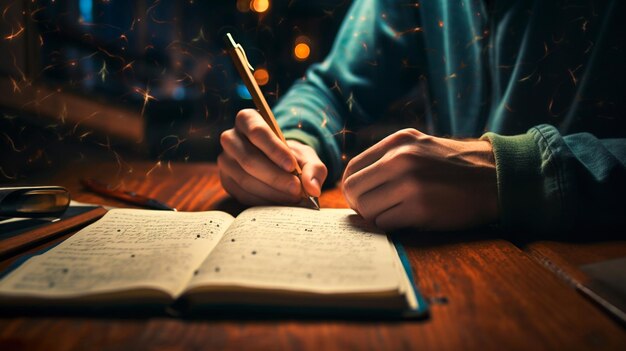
[251,0,270,13]
[294,43,310,61]
[236,0,250,13]
[254,68,270,86]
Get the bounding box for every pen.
[80,178,177,211]
[224,33,320,210]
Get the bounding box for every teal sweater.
[273,0,625,230]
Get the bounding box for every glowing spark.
[158,135,188,159]
[10,77,21,93]
[0,167,17,180]
[438,20,444,28]
[567,69,577,86]
[330,80,343,95]
[504,103,514,113]
[4,25,24,40]
[394,26,422,38]
[518,70,536,82]
[332,126,355,138]
[1,132,25,152]
[466,35,484,48]
[547,98,561,117]
[72,111,100,135]
[79,131,93,140]
[134,86,157,118]
[97,47,125,64]
[98,60,108,82]
[122,60,135,72]
[59,103,67,123]
[192,26,207,42]
[2,3,14,20]
[346,92,355,112]
[145,161,162,177]
[444,73,457,81]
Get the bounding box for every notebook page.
[0,209,233,299]
[187,207,400,293]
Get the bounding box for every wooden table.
[1,161,625,350]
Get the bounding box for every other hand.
[218,109,328,205]
[342,128,498,231]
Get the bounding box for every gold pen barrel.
[226,33,320,210]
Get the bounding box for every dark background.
[0,0,352,181]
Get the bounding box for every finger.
[342,155,403,206]
[343,129,420,181]
[218,154,302,204]
[374,202,421,231]
[235,109,296,172]
[219,172,273,206]
[220,130,301,196]
[289,142,328,197]
[353,180,406,222]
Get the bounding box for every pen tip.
[309,196,320,210]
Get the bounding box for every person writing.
[219,0,625,231]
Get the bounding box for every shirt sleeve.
[482,124,626,232]
[273,0,424,183]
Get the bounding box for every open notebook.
[0,207,427,318]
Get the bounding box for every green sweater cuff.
[481,132,543,229]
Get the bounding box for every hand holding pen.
[219,33,326,209]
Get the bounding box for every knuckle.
[220,129,234,147]
[236,109,255,123]
[391,128,418,145]
[344,160,355,177]
[342,176,356,195]
[247,124,269,141]
[397,129,416,141]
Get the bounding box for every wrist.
[473,139,499,224]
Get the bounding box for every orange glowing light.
[251,0,269,13]
[294,43,310,61]
[253,68,270,86]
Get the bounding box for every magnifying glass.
[0,186,70,218]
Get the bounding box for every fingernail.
[282,158,294,172]
[310,177,321,196]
